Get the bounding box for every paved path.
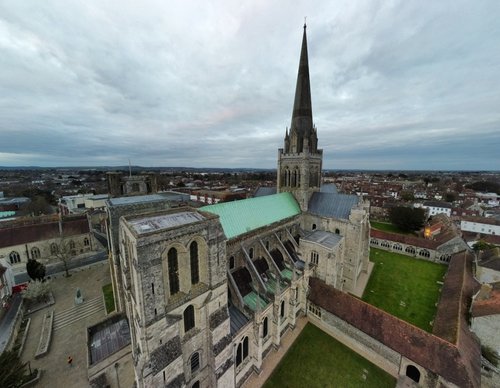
[242,316,308,388]
[18,263,130,388]
[352,261,375,298]
[0,293,22,352]
[53,296,104,331]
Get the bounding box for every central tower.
[277,24,323,211]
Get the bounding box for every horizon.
[1,1,499,170]
[1,165,499,174]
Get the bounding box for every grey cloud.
[0,0,499,169]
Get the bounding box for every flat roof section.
[308,192,359,220]
[229,305,249,336]
[89,317,131,365]
[129,211,204,234]
[108,194,172,206]
[303,230,342,249]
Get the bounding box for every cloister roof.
[309,277,480,387]
[370,229,439,250]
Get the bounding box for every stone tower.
[277,24,323,211]
[118,208,233,387]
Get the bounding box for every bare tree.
[53,237,75,277]
[20,195,54,216]
[22,279,52,302]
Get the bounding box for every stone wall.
[300,236,343,289]
[307,301,459,388]
[369,237,454,264]
[118,208,232,388]
[1,232,95,270]
[307,304,400,377]
[106,197,173,311]
[302,205,370,293]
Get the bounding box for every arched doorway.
[406,365,420,383]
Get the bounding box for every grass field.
[370,221,411,234]
[102,283,115,314]
[264,324,396,388]
[362,248,447,332]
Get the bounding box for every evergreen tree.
[26,259,46,281]
[389,207,426,232]
[0,349,28,388]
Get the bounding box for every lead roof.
[308,192,359,220]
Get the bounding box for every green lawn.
[362,248,447,332]
[264,324,395,388]
[370,221,411,235]
[102,283,115,314]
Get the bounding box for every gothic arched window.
[236,336,249,367]
[50,243,58,255]
[168,248,179,295]
[311,251,319,265]
[184,305,195,333]
[9,251,20,264]
[190,241,199,285]
[419,249,430,258]
[406,246,415,254]
[190,351,200,373]
[243,336,249,359]
[84,237,90,246]
[236,343,242,366]
[263,317,268,338]
[31,247,40,260]
[229,256,235,270]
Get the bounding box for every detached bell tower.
[277,24,323,211]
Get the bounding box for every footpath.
[0,293,22,352]
[243,316,308,388]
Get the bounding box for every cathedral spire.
[290,23,313,146]
[277,23,322,211]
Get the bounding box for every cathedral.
[104,24,481,388]
[104,24,370,388]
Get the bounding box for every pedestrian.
[67,356,73,366]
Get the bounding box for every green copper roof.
[200,193,301,240]
[264,277,288,294]
[281,268,293,281]
[243,292,270,311]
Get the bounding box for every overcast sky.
[1,1,499,170]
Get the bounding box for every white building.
[0,260,14,304]
[59,193,109,215]
[461,217,500,236]
[422,201,452,217]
